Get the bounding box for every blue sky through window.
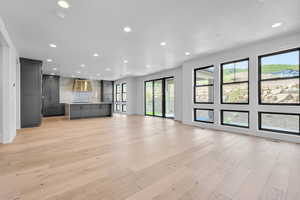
[262,51,299,65]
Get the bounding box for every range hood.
[73,79,92,92]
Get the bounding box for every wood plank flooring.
[0,115,300,200]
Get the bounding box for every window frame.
[122,83,127,102]
[258,111,300,135]
[116,84,121,102]
[115,104,120,112]
[221,110,250,128]
[194,65,214,104]
[258,48,300,105]
[220,58,250,104]
[194,108,214,123]
[122,104,127,113]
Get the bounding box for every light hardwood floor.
[1,115,300,200]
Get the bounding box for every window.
[122,83,127,102]
[115,104,120,112]
[221,110,249,128]
[116,84,121,102]
[259,48,300,105]
[122,104,127,112]
[194,108,214,123]
[194,66,214,104]
[259,112,300,135]
[221,59,249,104]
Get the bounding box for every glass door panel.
[165,78,175,118]
[154,80,163,117]
[145,81,153,115]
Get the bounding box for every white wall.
[182,32,300,143]
[0,17,20,144]
[114,77,137,115]
[135,67,183,121]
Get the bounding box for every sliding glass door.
[154,80,163,117]
[165,78,175,118]
[145,81,153,115]
[145,77,174,118]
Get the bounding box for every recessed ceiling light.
[105,68,111,71]
[56,12,66,19]
[80,64,86,67]
[272,22,282,28]
[46,59,53,62]
[49,43,57,48]
[123,26,132,33]
[57,0,70,9]
[53,68,57,71]
[71,75,75,78]
[185,52,191,56]
[146,65,151,68]
[93,53,99,57]
[50,73,55,75]
[160,42,167,46]
[77,71,81,74]
[123,60,128,64]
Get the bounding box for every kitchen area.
[21,58,114,128]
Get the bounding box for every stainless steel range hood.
[72,79,92,92]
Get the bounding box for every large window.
[122,104,127,113]
[259,48,300,105]
[194,66,214,104]
[194,108,214,123]
[115,104,120,112]
[122,83,127,102]
[221,110,249,128]
[116,84,121,102]
[221,59,249,104]
[259,112,300,135]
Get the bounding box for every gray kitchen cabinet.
[20,58,42,128]
[101,80,114,102]
[42,75,65,116]
[66,103,112,120]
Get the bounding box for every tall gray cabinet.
[101,80,114,102]
[20,58,42,128]
[42,75,65,116]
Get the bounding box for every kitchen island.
[65,102,113,120]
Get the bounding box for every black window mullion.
[259,112,300,135]
[195,84,214,87]
[222,80,249,85]
[258,48,300,105]
[260,75,300,82]
[221,110,249,128]
[194,108,214,123]
[194,65,214,104]
[221,58,249,104]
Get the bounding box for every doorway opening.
[144,77,175,118]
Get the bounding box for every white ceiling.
[0,0,300,80]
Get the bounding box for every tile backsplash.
[59,77,101,103]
